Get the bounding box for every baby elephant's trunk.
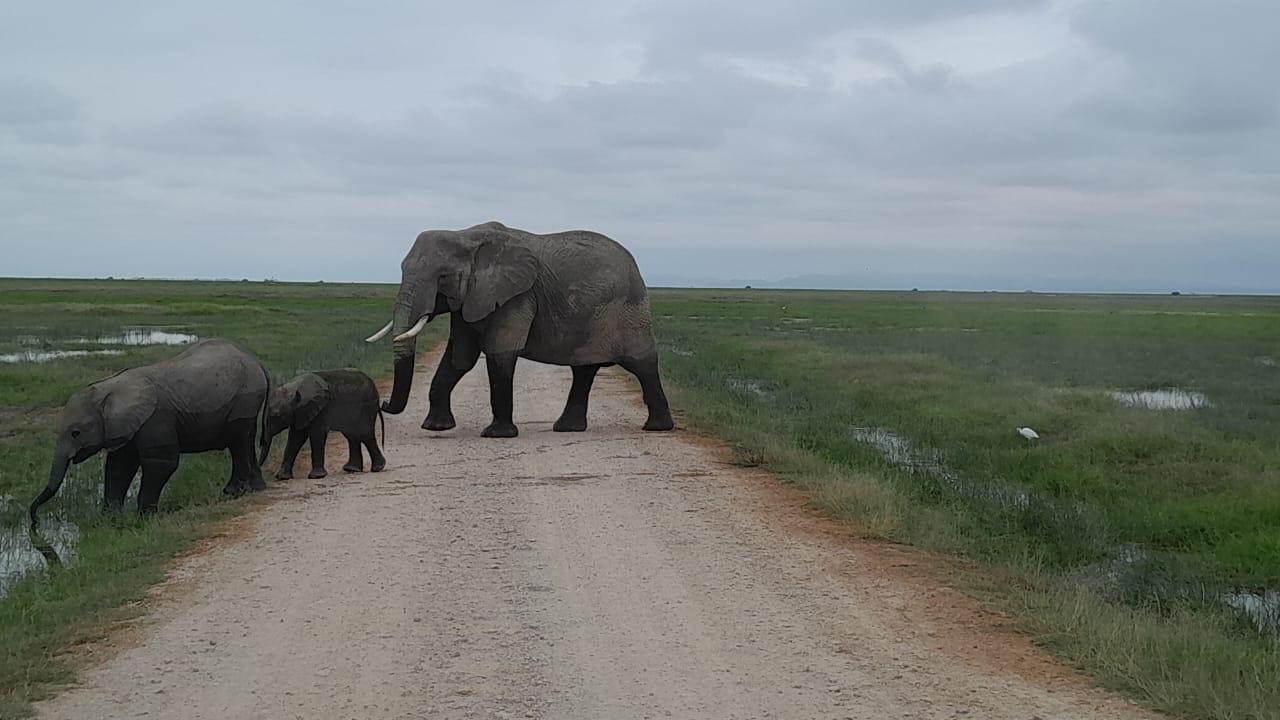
[30,455,69,527]
[258,431,274,468]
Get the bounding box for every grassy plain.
[0,278,442,717]
[4,281,1279,719]
[649,288,1280,719]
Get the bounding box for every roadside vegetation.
[649,288,1280,719]
[0,278,442,718]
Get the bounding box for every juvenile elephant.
[366,221,674,438]
[258,369,386,480]
[29,339,269,523]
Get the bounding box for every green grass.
[0,278,442,718]
[649,288,1280,719]
[5,281,1279,718]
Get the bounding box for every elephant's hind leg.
[342,434,363,473]
[554,364,602,432]
[365,442,386,472]
[363,434,386,473]
[424,332,481,431]
[104,445,140,511]
[481,352,520,438]
[620,356,675,431]
[226,418,265,494]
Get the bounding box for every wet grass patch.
[0,278,443,717]
[651,288,1280,719]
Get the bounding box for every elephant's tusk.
[392,315,431,342]
[364,320,394,343]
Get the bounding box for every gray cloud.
[0,1,1276,291]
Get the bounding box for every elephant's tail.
[257,365,272,465]
[378,406,386,448]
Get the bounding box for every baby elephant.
[259,370,386,480]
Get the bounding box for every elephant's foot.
[308,467,327,479]
[221,481,246,497]
[342,462,363,473]
[248,476,267,492]
[553,412,588,433]
[481,421,519,438]
[274,469,293,481]
[138,504,159,517]
[643,412,675,432]
[370,457,386,473]
[422,408,457,431]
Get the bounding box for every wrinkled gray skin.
[373,221,674,438]
[29,339,269,524]
[259,369,386,480]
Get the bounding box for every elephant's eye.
[71,430,81,438]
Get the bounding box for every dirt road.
[38,354,1152,719]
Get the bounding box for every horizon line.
[2,276,1277,298]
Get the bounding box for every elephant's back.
[523,231,658,366]
[150,339,268,418]
[316,369,380,432]
[316,369,380,406]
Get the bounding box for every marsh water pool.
[0,518,78,599]
[0,327,198,364]
[1109,388,1212,410]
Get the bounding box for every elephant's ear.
[101,380,158,451]
[293,374,331,430]
[461,238,538,323]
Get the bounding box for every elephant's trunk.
[30,454,70,526]
[383,279,435,415]
[383,338,417,414]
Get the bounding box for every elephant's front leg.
[423,334,481,431]
[137,451,179,515]
[306,425,328,479]
[481,351,520,438]
[275,427,307,480]
[103,444,140,511]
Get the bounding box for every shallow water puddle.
[848,426,1033,510]
[727,377,773,400]
[1223,590,1280,636]
[1,327,198,364]
[0,349,126,364]
[1109,388,1211,410]
[0,519,79,598]
[93,329,198,346]
[848,427,928,469]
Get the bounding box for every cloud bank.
[1,1,1276,291]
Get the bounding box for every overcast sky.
[2,1,1277,292]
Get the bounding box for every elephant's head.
[258,373,331,466]
[30,374,157,524]
[367,223,538,414]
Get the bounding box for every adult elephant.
[366,221,674,438]
[29,339,270,523]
